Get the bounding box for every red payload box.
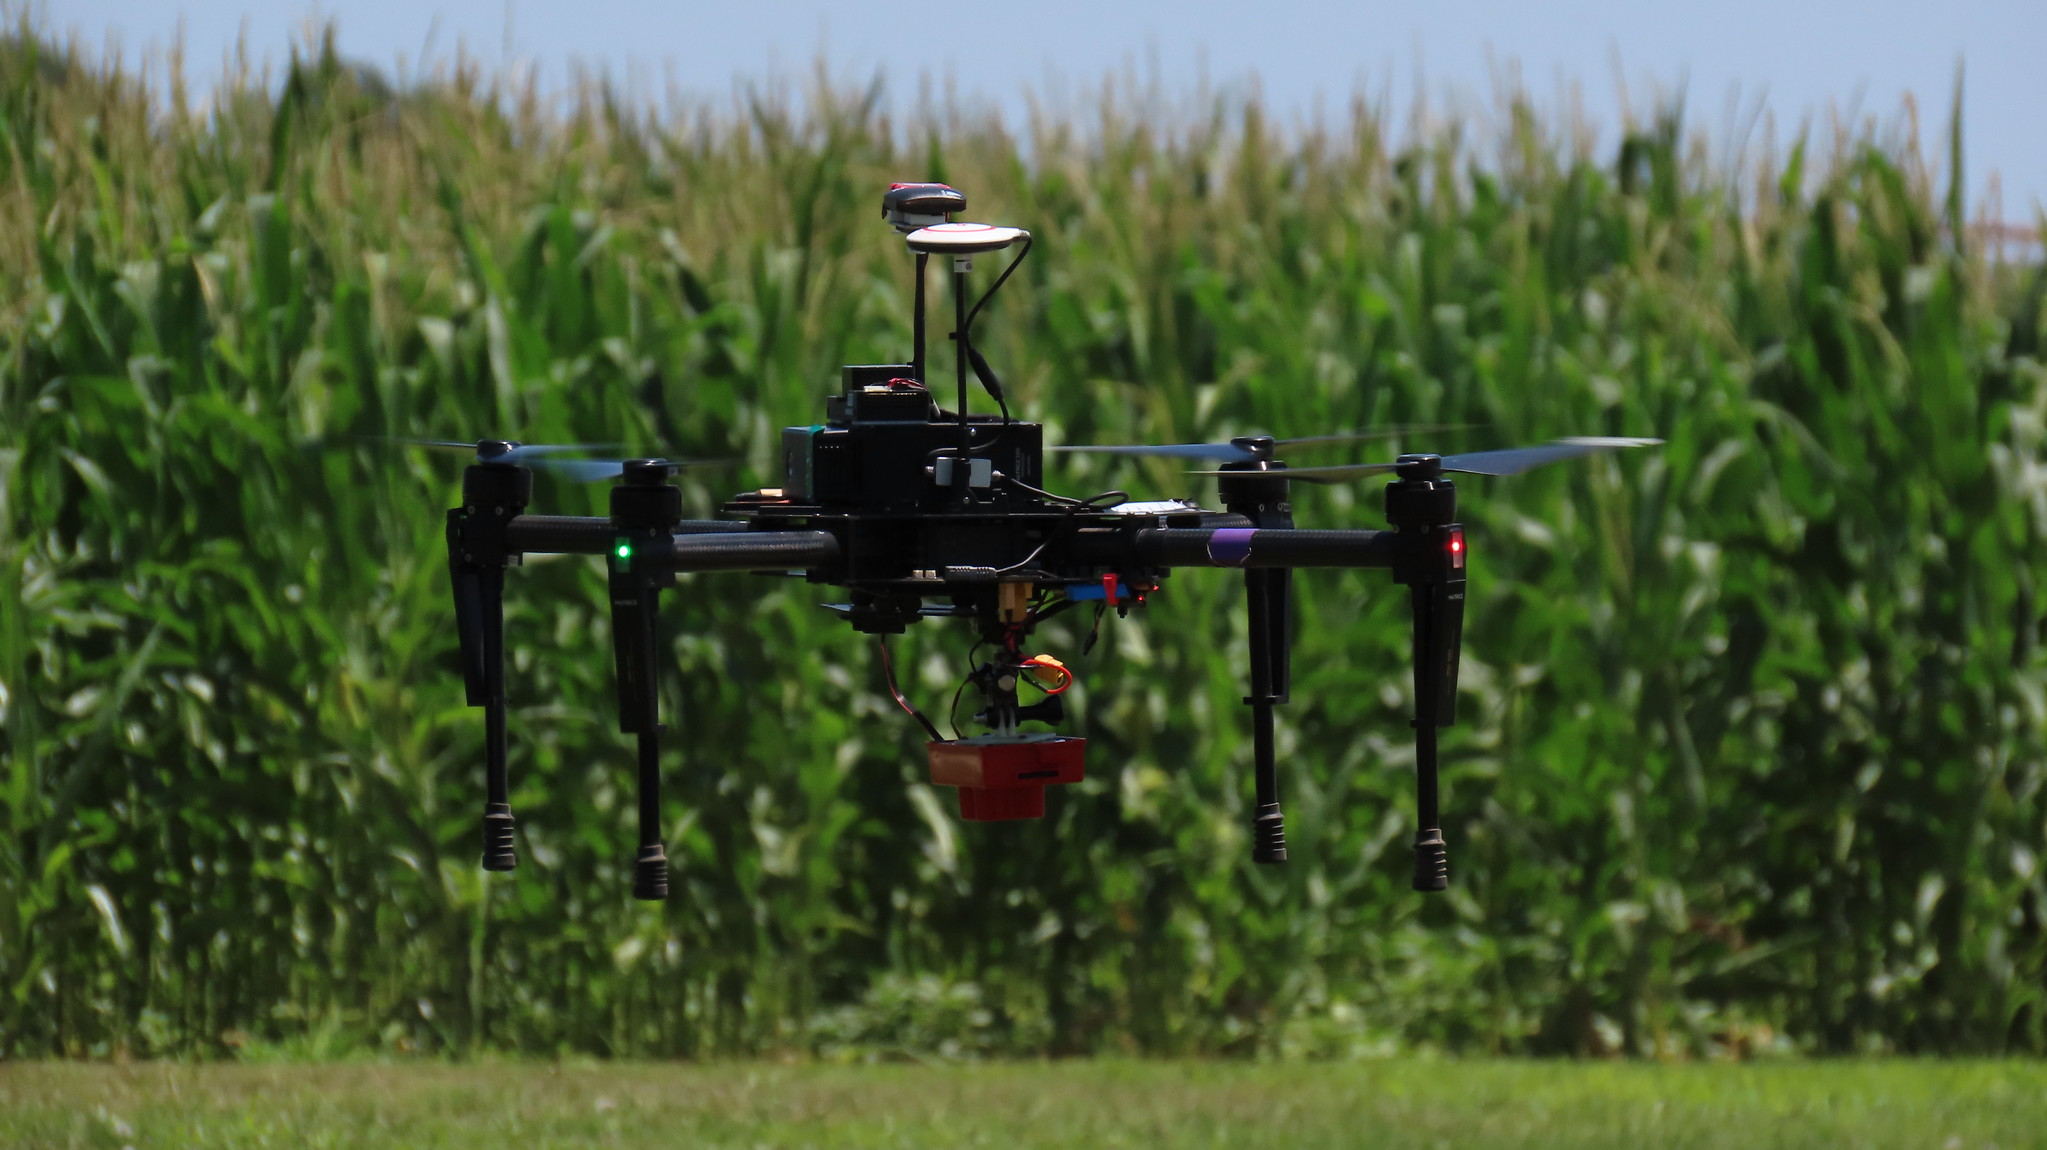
[927,736,1086,821]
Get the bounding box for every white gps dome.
[904,222,1030,255]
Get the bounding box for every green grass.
[4,1060,2045,1148]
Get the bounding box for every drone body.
[438,182,1656,900]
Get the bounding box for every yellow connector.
[998,581,1032,623]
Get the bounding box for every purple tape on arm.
[1207,528,1257,567]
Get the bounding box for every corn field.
[2,32,2045,1059]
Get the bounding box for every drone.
[436,182,1658,900]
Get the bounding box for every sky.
[42,0,2047,218]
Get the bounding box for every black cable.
[951,359,1012,457]
[948,636,989,740]
[997,472,1086,506]
[956,236,1029,454]
[879,638,944,743]
[993,538,1052,575]
[1082,602,1107,655]
[947,679,969,741]
[995,473,1128,515]
[964,235,1032,335]
[1026,598,1082,628]
[959,389,1013,458]
[980,484,1123,579]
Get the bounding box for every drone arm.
[649,530,842,573]
[498,514,840,571]
[1075,526,1402,569]
[504,515,748,554]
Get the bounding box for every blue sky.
[44,0,2047,215]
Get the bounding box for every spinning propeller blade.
[1189,436,1664,482]
[1050,426,1467,464]
[390,437,625,463]
[1054,442,1279,461]
[538,459,639,483]
[383,438,730,482]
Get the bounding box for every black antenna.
[912,252,928,383]
[955,253,975,487]
[881,183,967,384]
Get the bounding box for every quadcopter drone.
[436,182,1658,900]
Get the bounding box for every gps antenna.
[882,184,966,383]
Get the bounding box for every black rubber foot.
[481,804,517,871]
[1251,803,1288,864]
[633,845,669,901]
[1412,827,1448,891]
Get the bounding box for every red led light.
[1448,529,1466,569]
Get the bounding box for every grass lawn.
[3,1060,2043,1148]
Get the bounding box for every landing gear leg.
[1387,459,1466,892]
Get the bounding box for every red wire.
[879,639,943,742]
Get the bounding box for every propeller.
[1187,437,1663,482]
[388,439,728,483]
[1050,426,1468,464]
[395,437,623,463]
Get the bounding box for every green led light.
[614,541,632,561]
